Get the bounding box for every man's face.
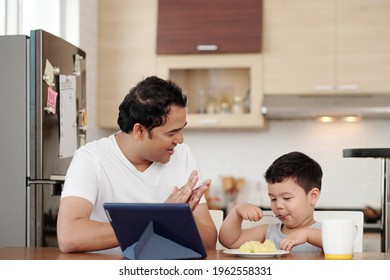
[142,105,187,164]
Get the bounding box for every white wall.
[90,119,389,210]
[185,119,390,209]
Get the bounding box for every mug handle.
[353,225,358,247]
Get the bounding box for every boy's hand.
[235,203,264,221]
[280,228,322,251]
[280,228,309,251]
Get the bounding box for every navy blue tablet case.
[103,202,207,260]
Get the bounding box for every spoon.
[263,214,283,219]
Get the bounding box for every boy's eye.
[284,197,292,200]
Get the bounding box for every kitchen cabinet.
[97,0,157,128]
[156,0,262,54]
[97,0,263,129]
[337,0,390,94]
[263,0,390,95]
[157,0,262,54]
[157,54,264,129]
[156,0,264,128]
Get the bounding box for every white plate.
[223,249,290,258]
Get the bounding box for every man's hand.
[187,178,211,210]
[165,170,211,210]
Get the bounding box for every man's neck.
[115,132,152,172]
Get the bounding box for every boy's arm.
[280,228,322,251]
[219,203,267,249]
[218,206,245,248]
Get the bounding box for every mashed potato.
[239,240,277,253]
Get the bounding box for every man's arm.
[192,203,218,249]
[165,171,217,249]
[57,196,118,253]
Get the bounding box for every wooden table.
[1,247,389,260]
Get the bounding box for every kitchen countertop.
[343,148,390,158]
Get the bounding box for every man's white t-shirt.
[61,134,206,223]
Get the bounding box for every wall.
[79,0,114,142]
[184,120,390,209]
[90,118,389,210]
[80,2,389,211]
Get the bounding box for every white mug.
[321,219,358,260]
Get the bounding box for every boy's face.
[268,177,320,229]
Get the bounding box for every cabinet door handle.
[197,45,218,51]
[312,85,333,92]
[199,118,219,125]
[338,84,359,91]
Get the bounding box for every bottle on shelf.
[232,95,244,114]
[197,89,208,114]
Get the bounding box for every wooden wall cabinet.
[157,0,262,54]
[156,0,264,129]
[337,0,390,94]
[97,0,158,128]
[263,0,390,95]
[98,0,263,129]
[157,54,264,129]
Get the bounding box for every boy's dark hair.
[264,151,322,193]
[117,76,187,135]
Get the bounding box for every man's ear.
[309,188,321,205]
[132,123,145,140]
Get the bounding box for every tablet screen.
[103,202,207,259]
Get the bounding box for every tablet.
[103,202,207,259]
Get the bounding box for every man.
[57,76,217,253]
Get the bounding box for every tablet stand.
[122,221,203,260]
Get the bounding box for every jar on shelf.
[206,89,217,114]
[220,102,230,114]
[231,95,244,114]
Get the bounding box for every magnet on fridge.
[43,59,55,86]
[73,54,83,76]
[79,109,86,127]
[45,87,58,114]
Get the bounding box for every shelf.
[157,54,264,129]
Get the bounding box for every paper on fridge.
[59,74,78,158]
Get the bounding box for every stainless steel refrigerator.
[0,30,86,247]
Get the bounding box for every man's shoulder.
[77,135,114,155]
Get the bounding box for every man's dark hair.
[264,151,323,193]
[117,76,187,134]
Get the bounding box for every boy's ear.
[308,188,321,205]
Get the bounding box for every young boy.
[219,151,323,252]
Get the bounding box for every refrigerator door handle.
[27,175,65,186]
[28,179,64,185]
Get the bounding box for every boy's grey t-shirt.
[266,222,323,252]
